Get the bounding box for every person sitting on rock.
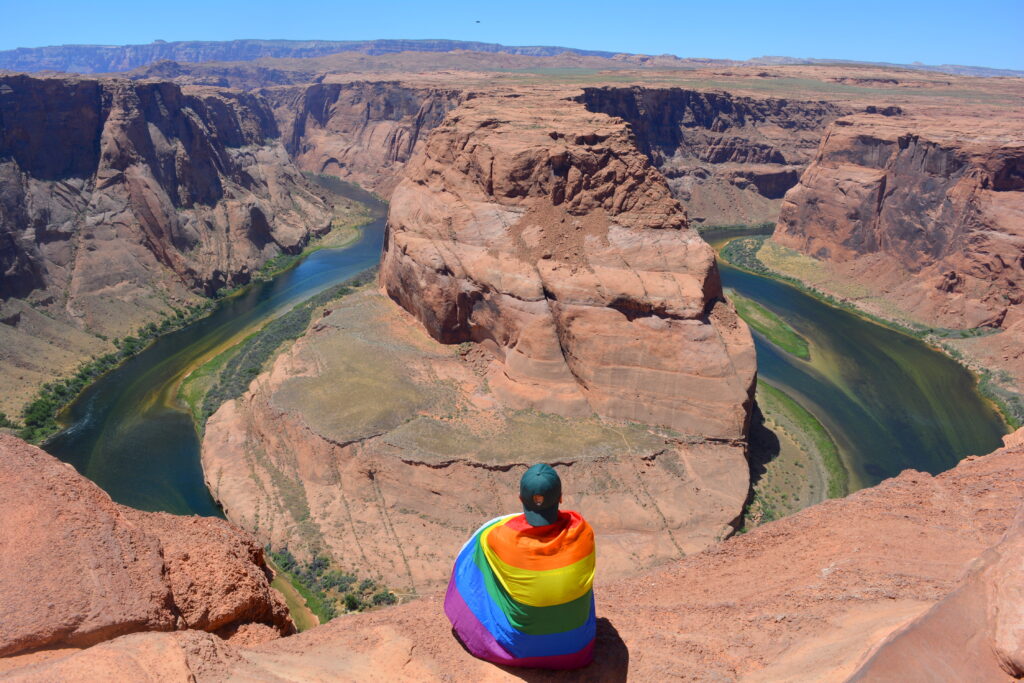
[444,463,596,669]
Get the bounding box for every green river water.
[45,187,387,515]
[706,230,1007,489]
[43,221,1008,514]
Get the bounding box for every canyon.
[770,112,1024,400]
[9,54,1021,422]
[0,73,340,416]
[1,45,1023,681]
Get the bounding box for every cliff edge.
[0,434,293,661]
[10,428,1022,680]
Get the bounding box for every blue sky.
[3,0,1022,70]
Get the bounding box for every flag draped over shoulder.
[444,510,596,669]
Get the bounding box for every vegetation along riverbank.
[726,287,810,360]
[180,272,403,625]
[9,182,372,445]
[721,235,1023,430]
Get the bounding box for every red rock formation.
[774,115,1024,325]
[774,115,1024,329]
[576,87,845,225]
[773,113,1024,395]
[380,92,756,439]
[0,434,293,657]
[265,81,462,194]
[12,428,1023,681]
[850,506,1024,680]
[0,73,331,330]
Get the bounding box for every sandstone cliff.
[772,113,1024,391]
[0,434,293,659]
[264,81,462,194]
[0,74,332,415]
[576,87,845,225]
[12,429,1023,680]
[380,92,756,438]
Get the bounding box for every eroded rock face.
[576,87,845,225]
[774,115,1024,330]
[266,81,463,194]
[772,114,1024,395]
[0,73,331,330]
[0,434,293,657]
[380,92,756,439]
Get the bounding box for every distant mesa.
[0,38,1020,78]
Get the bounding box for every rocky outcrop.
[772,114,1024,391]
[0,433,293,657]
[201,290,750,594]
[851,503,1024,680]
[15,428,1024,681]
[381,92,756,438]
[576,86,845,224]
[264,81,462,194]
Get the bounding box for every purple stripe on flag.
[444,573,594,670]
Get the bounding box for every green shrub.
[372,590,397,606]
[17,299,215,444]
[266,543,397,623]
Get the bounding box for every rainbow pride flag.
[444,510,596,669]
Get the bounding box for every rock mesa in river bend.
[199,91,756,596]
[381,91,756,439]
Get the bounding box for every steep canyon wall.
[576,86,845,225]
[0,74,331,414]
[264,81,463,195]
[772,114,1024,390]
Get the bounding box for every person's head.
[519,463,562,526]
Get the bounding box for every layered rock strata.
[0,434,293,658]
[15,429,1024,680]
[0,73,332,414]
[380,92,756,439]
[0,74,330,308]
[773,114,1024,387]
[264,81,462,194]
[201,290,751,594]
[576,87,845,225]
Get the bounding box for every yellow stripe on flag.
[481,521,595,607]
